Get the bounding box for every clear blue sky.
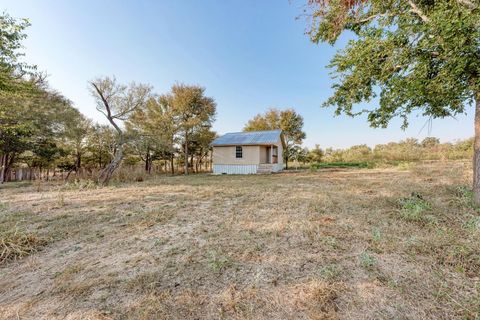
[3,0,474,148]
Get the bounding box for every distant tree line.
[292,137,473,165]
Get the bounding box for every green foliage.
[310,161,372,170]
[164,83,217,174]
[308,144,324,163]
[371,227,382,243]
[244,108,306,165]
[0,12,37,94]
[397,192,431,222]
[207,251,231,272]
[359,251,376,269]
[464,216,480,232]
[304,137,472,165]
[453,186,476,208]
[307,1,479,127]
[318,263,342,280]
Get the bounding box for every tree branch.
[91,82,123,139]
[457,0,476,9]
[407,0,430,23]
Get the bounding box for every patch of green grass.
[207,251,231,272]
[310,162,374,170]
[464,216,480,232]
[0,202,7,211]
[396,161,414,171]
[452,185,479,210]
[318,264,342,280]
[359,251,376,269]
[397,192,431,222]
[0,181,32,190]
[371,227,382,243]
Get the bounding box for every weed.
[207,251,231,272]
[371,227,382,243]
[452,186,478,209]
[318,264,342,280]
[359,251,376,269]
[464,216,480,232]
[397,192,431,222]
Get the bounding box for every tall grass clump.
[0,228,47,264]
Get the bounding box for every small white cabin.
[211,130,285,174]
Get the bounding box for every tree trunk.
[0,154,8,183]
[75,151,82,172]
[0,153,15,183]
[474,93,480,204]
[98,146,123,186]
[145,152,150,172]
[285,147,289,170]
[184,131,189,175]
[170,155,175,175]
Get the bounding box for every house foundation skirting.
[213,164,258,174]
[213,163,284,174]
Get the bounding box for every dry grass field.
[0,161,479,319]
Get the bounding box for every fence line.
[4,160,214,182]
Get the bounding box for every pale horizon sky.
[2,0,474,148]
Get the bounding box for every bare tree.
[89,76,151,185]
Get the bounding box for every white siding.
[213,164,258,174]
[271,163,284,172]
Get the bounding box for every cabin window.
[235,146,243,158]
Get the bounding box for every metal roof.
[211,130,282,146]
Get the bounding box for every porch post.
[270,145,273,164]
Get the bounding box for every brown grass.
[0,160,479,319]
[0,228,47,264]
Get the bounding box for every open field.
[0,161,479,319]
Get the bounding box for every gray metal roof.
[211,130,282,146]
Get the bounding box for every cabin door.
[266,147,271,164]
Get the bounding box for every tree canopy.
[244,108,306,167]
[306,0,479,128]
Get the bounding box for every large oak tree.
[305,0,480,201]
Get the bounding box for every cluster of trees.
[291,137,473,164]
[89,78,217,184]
[243,108,306,168]
[0,13,217,185]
